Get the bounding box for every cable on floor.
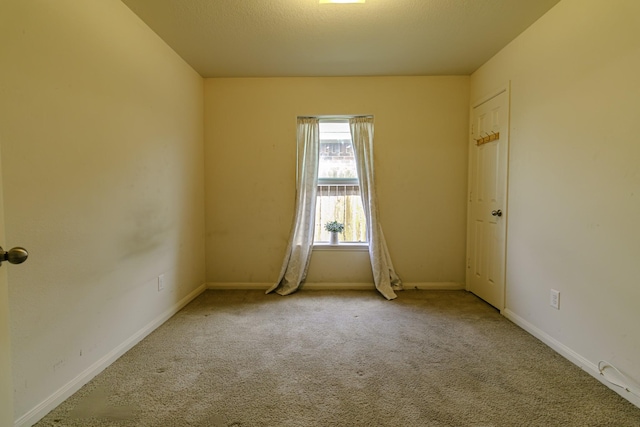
[598,360,640,398]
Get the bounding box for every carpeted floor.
[36,290,640,426]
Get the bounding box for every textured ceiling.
[121,0,561,78]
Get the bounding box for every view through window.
[315,120,367,243]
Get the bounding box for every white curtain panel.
[266,118,320,296]
[350,117,403,300]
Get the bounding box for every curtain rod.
[297,115,373,120]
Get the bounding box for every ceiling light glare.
[319,0,365,3]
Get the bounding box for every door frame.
[465,83,511,312]
[0,147,15,426]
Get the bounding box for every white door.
[466,88,510,311]
[0,153,14,425]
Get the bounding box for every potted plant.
[324,221,344,245]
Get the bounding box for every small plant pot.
[330,232,339,245]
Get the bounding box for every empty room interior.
[1,0,639,425]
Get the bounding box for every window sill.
[313,242,369,251]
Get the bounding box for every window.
[314,120,367,243]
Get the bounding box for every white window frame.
[309,117,368,250]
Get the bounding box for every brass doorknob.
[0,246,29,266]
[491,209,503,217]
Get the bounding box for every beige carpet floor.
[35,290,640,426]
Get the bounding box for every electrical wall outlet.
[550,289,560,309]
[157,274,165,292]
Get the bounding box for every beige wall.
[204,77,470,288]
[471,0,640,405]
[0,0,205,422]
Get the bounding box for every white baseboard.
[403,282,465,290]
[302,282,375,290]
[15,283,207,427]
[503,309,640,409]
[206,282,374,291]
[206,282,464,291]
[207,282,271,290]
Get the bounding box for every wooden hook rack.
[475,131,500,146]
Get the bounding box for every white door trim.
[469,82,511,109]
[0,146,15,426]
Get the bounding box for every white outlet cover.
[550,289,560,309]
